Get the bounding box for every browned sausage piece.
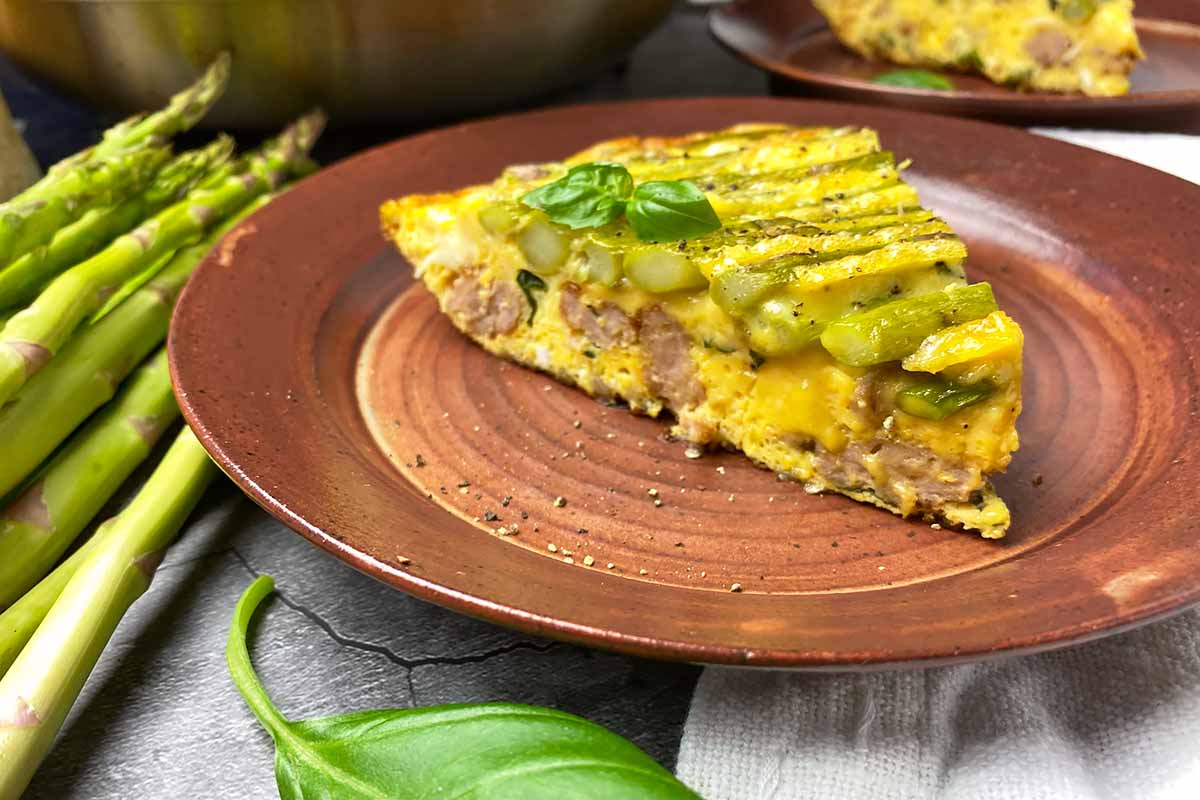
[812,439,979,510]
[1025,29,1073,66]
[638,306,705,410]
[559,283,636,349]
[445,273,525,338]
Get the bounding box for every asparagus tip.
[209,51,232,82]
[293,108,328,152]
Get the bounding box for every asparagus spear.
[0,349,178,610]
[0,137,234,309]
[0,197,272,670]
[6,53,228,213]
[0,111,323,407]
[0,522,102,676]
[0,141,172,269]
[0,199,265,497]
[820,282,997,366]
[0,427,215,799]
[90,53,231,162]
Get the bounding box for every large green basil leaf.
[228,576,701,799]
[520,161,633,230]
[625,180,722,243]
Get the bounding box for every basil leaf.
[516,269,546,324]
[871,69,955,91]
[520,161,633,230]
[228,576,701,800]
[626,180,722,242]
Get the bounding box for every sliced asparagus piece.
[0,427,215,799]
[0,137,234,309]
[577,241,623,287]
[516,218,568,275]
[0,201,264,497]
[895,377,992,420]
[0,141,172,269]
[0,111,323,407]
[625,249,708,293]
[478,203,522,235]
[0,348,177,610]
[820,283,997,367]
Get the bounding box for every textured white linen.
[676,130,1200,800]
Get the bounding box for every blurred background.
[0,1,761,168]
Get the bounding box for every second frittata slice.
[813,0,1143,96]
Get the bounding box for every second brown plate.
[170,98,1200,668]
[710,0,1200,130]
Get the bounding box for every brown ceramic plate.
[710,0,1200,130]
[170,98,1200,668]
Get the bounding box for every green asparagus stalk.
[0,349,178,610]
[0,142,172,269]
[819,283,998,366]
[0,137,234,309]
[0,427,216,799]
[90,53,231,162]
[0,526,103,677]
[0,199,265,497]
[895,377,992,420]
[0,111,324,407]
[0,197,273,671]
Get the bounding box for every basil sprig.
[519,161,632,229]
[521,161,721,243]
[627,181,722,242]
[229,575,701,799]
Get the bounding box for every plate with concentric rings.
[169,98,1200,668]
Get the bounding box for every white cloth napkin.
[675,129,1200,800]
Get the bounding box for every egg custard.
[381,124,1023,538]
[812,0,1143,96]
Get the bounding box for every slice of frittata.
[381,124,1023,538]
[812,0,1143,96]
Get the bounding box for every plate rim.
[708,0,1200,112]
[170,96,1200,668]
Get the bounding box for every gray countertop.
[11,6,766,797]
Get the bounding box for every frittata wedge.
[813,0,1143,96]
[381,124,1023,538]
